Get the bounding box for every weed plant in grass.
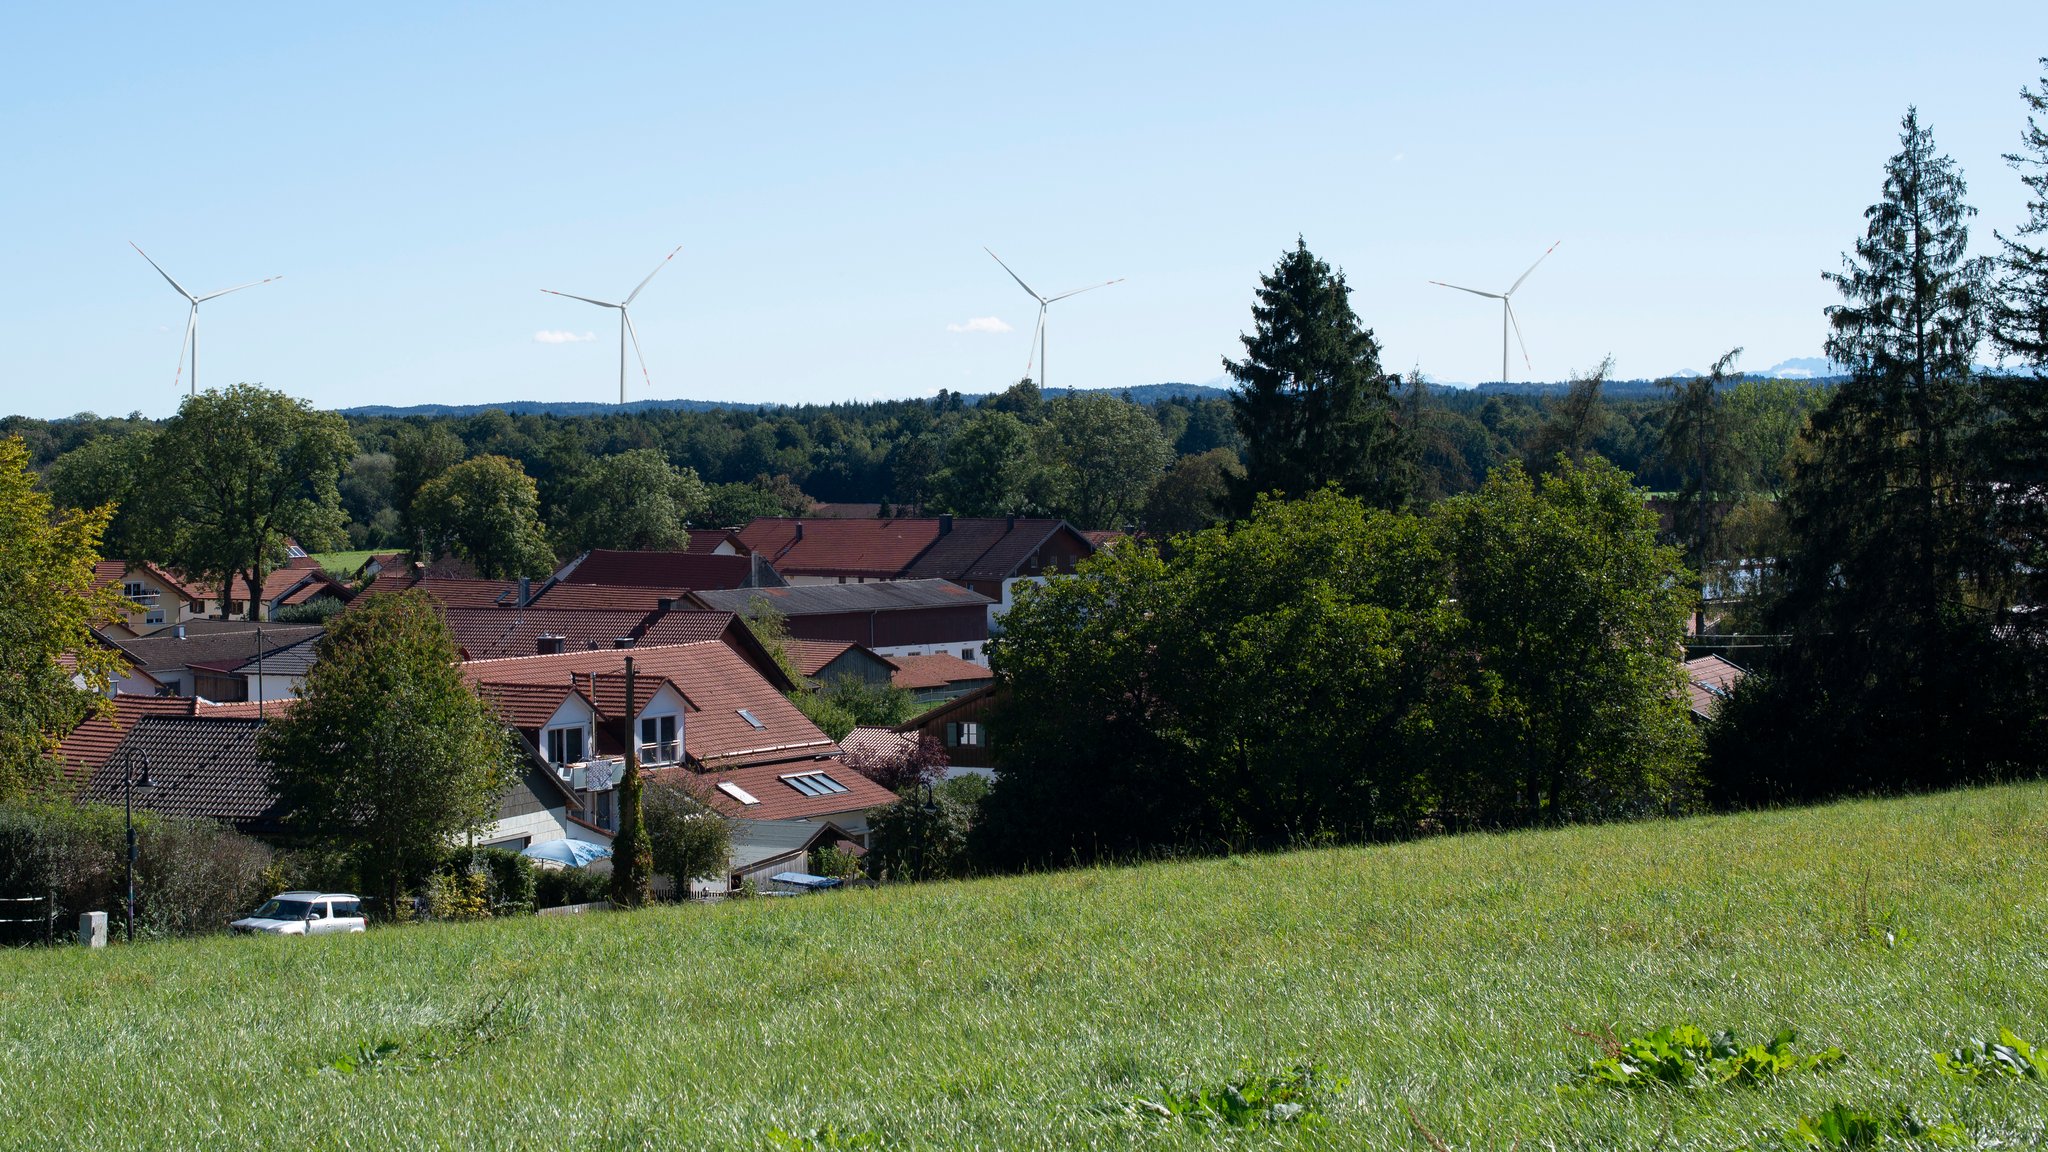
[1,785,2045,1149]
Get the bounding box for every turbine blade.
[984,247,1042,302]
[542,289,621,309]
[195,274,283,303]
[624,244,683,306]
[131,242,195,301]
[1507,240,1562,296]
[624,309,654,391]
[172,308,195,391]
[1043,277,1124,304]
[1428,280,1504,300]
[1506,300,1532,371]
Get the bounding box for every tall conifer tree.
[1224,239,1406,512]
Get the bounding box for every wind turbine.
[1429,241,1561,385]
[130,243,283,396]
[542,245,682,404]
[984,248,1123,388]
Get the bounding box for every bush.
[427,847,538,919]
[866,791,972,883]
[0,801,272,938]
[533,865,608,909]
[643,776,731,893]
[271,596,345,625]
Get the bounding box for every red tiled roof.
[887,652,995,691]
[357,573,521,608]
[442,607,739,662]
[687,529,749,555]
[529,583,693,612]
[463,641,834,771]
[52,696,205,786]
[1684,654,1747,718]
[177,566,342,606]
[838,726,920,765]
[902,518,1086,583]
[558,550,766,590]
[636,611,742,648]
[683,760,898,821]
[476,682,590,730]
[738,518,943,579]
[785,639,859,677]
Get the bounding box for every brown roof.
[903,518,1088,583]
[887,652,995,691]
[90,560,204,605]
[476,682,592,729]
[738,518,943,579]
[683,760,898,821]
[838,726,920,765]
[556,550,770,591]
[1684,654,1746,718]
[686,529,750,554]
[80,716,281,831]
[463,641,834,771]
[112,624,326,676]
[441,607,741,662]
[528,583,693,613]
[52,696,206,787]
[357,573,522,608]
[785,639,859,677]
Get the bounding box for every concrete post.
[79,911,107,948]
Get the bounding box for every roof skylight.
[717,781,760,805]
[780,772,850,798]
[737,708,765,729]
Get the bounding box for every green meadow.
[2,784,2044,1150]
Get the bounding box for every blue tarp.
[521,839,613,868]
[768,872,842,890]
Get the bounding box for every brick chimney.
[939,514,953,535]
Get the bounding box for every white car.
[231,892,367,936]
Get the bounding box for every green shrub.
[271,596,345,625]
[533,865,608,909]
[0,800,271,938]
[1934,1028,2040,1081]
[643,776,730,893]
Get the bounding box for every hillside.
[2,784,2044,1149]
[334,382,1231,419]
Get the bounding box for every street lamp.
[124,753,152,943]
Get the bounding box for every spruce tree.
[1659,348,1746,631]
[1739,109,2016,798]
[1224,239,1406,513]
[1988,60,2048,662]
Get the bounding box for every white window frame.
[546,725,586,766]
[639,713,679,764]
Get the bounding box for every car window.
[306,902,328,919]
[332,900,360,918]
[254,899,312,920]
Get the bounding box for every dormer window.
[546,725,586,765]
[639,714,679,764]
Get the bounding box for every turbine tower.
[1429,241,1561,385]
[984,248,1122,388]
[131,243,283,396]
[542,245,682,404]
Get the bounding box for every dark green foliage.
[1225,239,1407,511]
[1123,1062,1344,1129]
[1141,447,1238,534]
[793,676,916,742]
[1993,59,2048,366]
[1570,1025,1845,1092]
[410,455,556,578]
[641,774,731,890]
[554,447,707,552]
[1782,1102,1963,1148]
[865,788,971,882]
[439,846,537,916]
[1934,1028,2041,1081]
[263,591,521,914]
[1726,111,2032,804]
[1526,355,1611,470]
[975,467,1699,867]
[271,595,345,625]
[0,800,272,938]
[532,864,608,909]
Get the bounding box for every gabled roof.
[476,681,594,730]
[687,528,750,555]
[902,518,1088,583]
[80,716,281,830]
[52,695,208,787]
[738,518,943,579]
[224,634,323,678]
[894,682,999,732]
[551,549,777,591]
[784,638,862,677]
[357,572,524,608]
[463,641,833,771]
[527,583,693,613]
[1684,654,1747,718]
[887,652,995,691]
[90,559,205,605]
[838,726,921,765]
[726,818,863,870]
[112,624,326,676]
[685,760,898,821]
[692,579,992,617]
[445,608,653,661]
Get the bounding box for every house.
[175,559,351,621]
[886,652,995,704]
[1684,654,1747,721]
[51,695,220,791]
[785,639,896,689]
[438,605,793,687]
[687,528,749,555]
[463,640,891,846]
[549,548,785,592]
[690,580,994,665]
[78,712,588,852]
[737,515,1094,626]
[89,560,207,635]
[190,633,322,704]
[726,818,864,891]
[894,683,998,776]
[108,622,325,700]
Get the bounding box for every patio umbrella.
[521,839,613,868]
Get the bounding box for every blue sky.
[1,3,2043,419]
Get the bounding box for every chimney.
[612,637,637,649]
[536,634,566,655]
[794,521,804,541]
[517,576,532,607]
[939,514,954,535]
[656,597,677,613]
[1006,513,1017,531]
[173,624,187,640]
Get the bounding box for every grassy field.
[309,549,380,576]
[2,785,2045,1150]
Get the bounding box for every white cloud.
[534,329,598,344]
[946,316,1013,334]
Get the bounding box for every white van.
[230,892,367,936]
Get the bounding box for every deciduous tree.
[556,448,707,552]
[411,455,556,578]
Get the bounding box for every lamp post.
[124,753,152,943]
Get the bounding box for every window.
[736,708,765,730]
[962,647,977,660]
[121,581,159,606]
[546,725,585,765]
[780,772,850,797]
[639,714,679,764]
[331,899,361,918]
[145,610,166,626]
[948,721,983,748]
[717,781,760,805]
